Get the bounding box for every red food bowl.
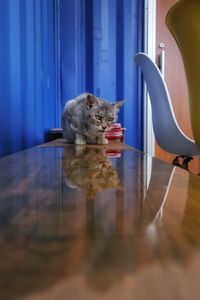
[105,123,123,142]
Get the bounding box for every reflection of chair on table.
[134,52,200,171]
[166,0,200,152]
[140,159,176,227]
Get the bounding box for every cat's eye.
[109,117,114,122]
[95,115,101,120]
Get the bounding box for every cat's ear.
[86,94,98,109]
[112,100,125,112]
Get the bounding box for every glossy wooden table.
[1,139,200,300]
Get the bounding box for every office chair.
[134,52,200,169]
[166,0,200,151]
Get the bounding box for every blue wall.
[0,0,144,156]
[0,0,58,157]
[60,0,144,149]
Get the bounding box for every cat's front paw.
[97,137,109,145]
[75,136,86,145]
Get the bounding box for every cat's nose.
[102,125,107,130]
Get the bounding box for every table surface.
[1,140,200,300]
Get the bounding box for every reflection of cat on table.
[62,146,122,199]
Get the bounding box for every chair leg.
[172,155,182,167]
[172,155,193,171]
[182,156,193,171]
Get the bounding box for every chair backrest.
[166,0,200,150]
[134,52,200,156]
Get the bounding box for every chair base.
[172,155,193,171]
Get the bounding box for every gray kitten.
[62,93,124,144]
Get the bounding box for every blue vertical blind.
[60,0,144,149]
[0,0,144,156]
[0,0,58,157]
